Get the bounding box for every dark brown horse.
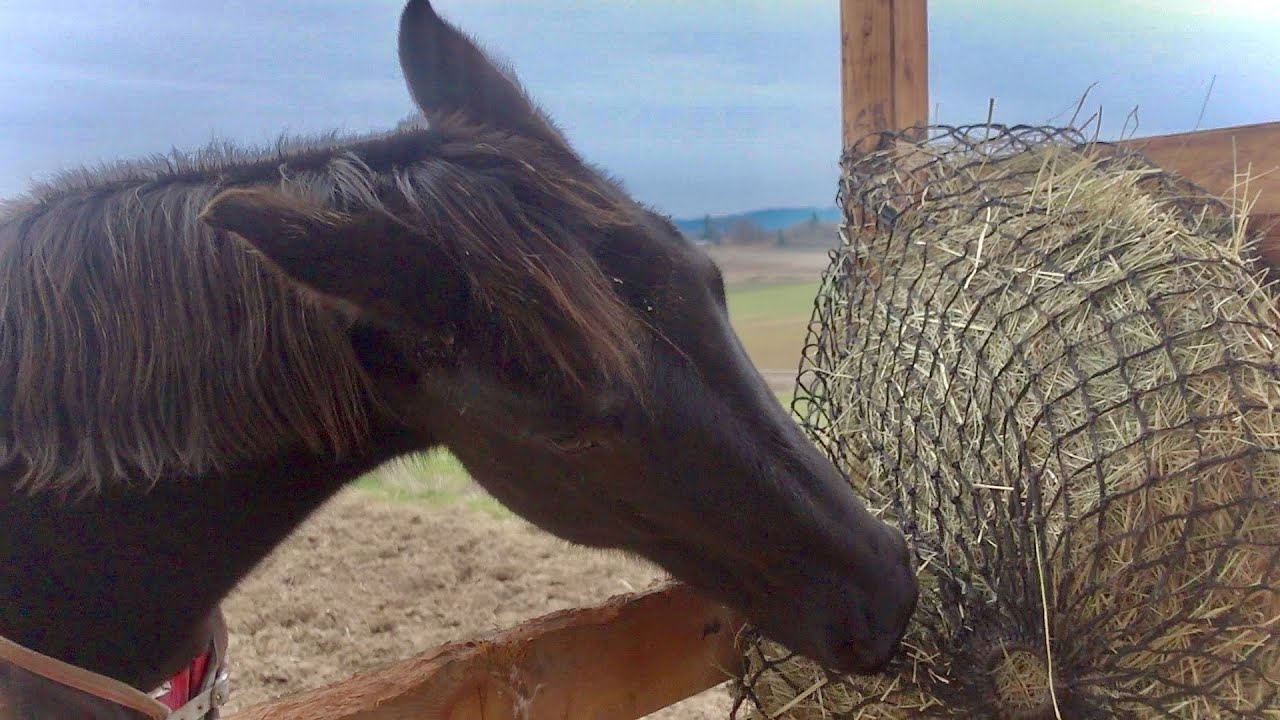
[0,0,916,713]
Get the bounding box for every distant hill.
[673,206,841,236]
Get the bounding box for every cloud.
[1,1,1276,217]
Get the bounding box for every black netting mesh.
[730,125,1280,719]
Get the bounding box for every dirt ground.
[221,489,737,718]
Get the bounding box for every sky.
[1,1,1277,218]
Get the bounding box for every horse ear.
[199,188,457,326]
[397,0,567,147]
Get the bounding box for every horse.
[0,1,917,716]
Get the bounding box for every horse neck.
[0,423,422,692]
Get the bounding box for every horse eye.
[548,432,600,454]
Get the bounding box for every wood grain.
[841,0,929,149]
[1119,121,1280,216]
[225,583,745,720]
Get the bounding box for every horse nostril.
[855,634,903,673]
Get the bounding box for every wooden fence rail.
[226,584,744,720]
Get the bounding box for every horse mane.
[0,117,643,496]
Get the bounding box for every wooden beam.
[226,583,745,720]
[890,0,929,139]
[840,0,929,150]
[1251,213,1280,272]
[1119,121,1280,216]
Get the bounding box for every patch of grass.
[355,451,508,517]
[726,280,819,321]
[725,280,818,370]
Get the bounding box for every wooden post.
[840,0,929,150]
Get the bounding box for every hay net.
[732,124,1280,719]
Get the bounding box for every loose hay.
[734,125,1280,719]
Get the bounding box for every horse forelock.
[394,124,648,394]
[0,120,649,495]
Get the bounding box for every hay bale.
[735,125,1280,719]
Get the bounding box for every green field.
[355,451,505,515]
[357,279,817,503]
[724,280,818,370]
